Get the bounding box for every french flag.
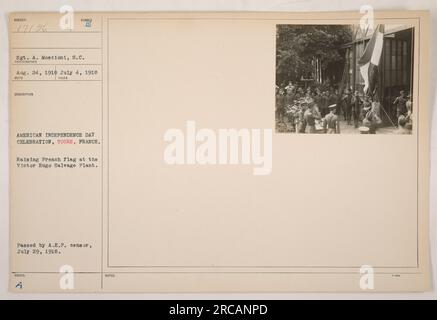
[358,24,385,95]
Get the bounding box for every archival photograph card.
[9,10,430,292]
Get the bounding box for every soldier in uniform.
[329,89,337,104]
[405,93,413,130]
[319,91,329,118]
[276,88,286,123]
[286,104,297,132]
[361,94,372,116]
[304,100,321,134]
[406,93,412,116]
[294,102,306,133]
[341,89,353,124]
[393,90,407,123]
[285,90,295,110]
[313,88,321,107]
[323,104,340,134]
[351,90,362,128]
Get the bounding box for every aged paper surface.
[9,11,430,292]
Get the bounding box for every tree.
[276,25,352,86]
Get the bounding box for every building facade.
[342,24,414,123]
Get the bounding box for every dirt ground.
[275,119,409,134]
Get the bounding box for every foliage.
[276,25,352,85]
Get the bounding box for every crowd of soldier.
[275,81,413,134]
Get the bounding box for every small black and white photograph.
[275,24,414,134]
